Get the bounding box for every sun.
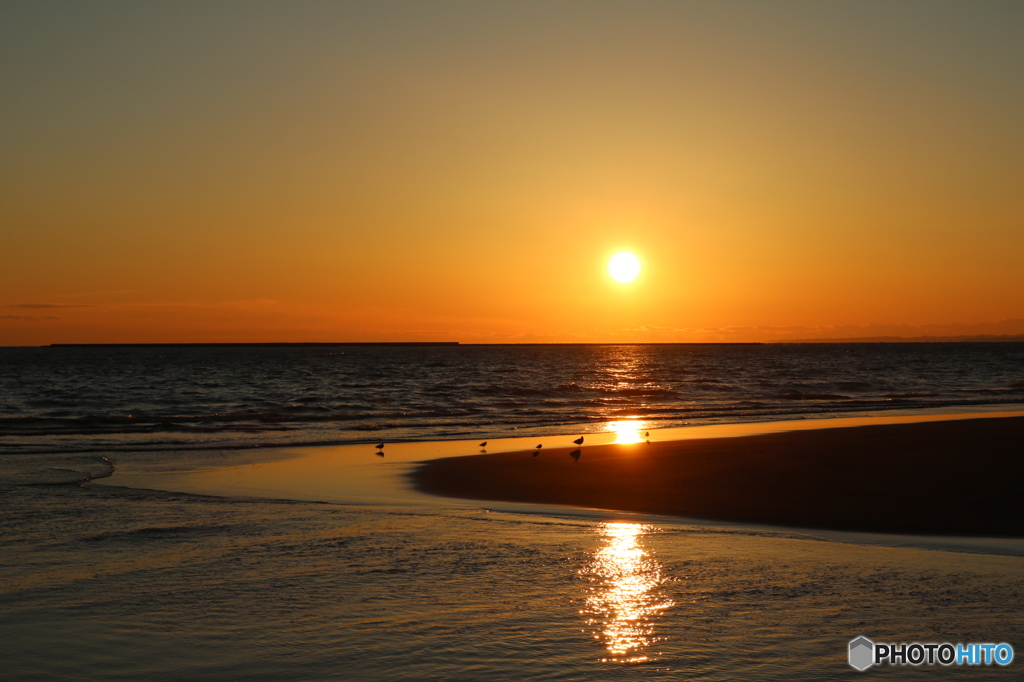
[608,252,641,283]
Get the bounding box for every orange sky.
[2,1,1023,345]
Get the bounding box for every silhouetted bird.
[535,444,543,449]
[479,441,487,447]
[573,436,584,446]
[375,443,385,449]
[644,431,649,438]
[570,448,581,461]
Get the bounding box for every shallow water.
[3,415,1023,679]
[3,480,1022,681]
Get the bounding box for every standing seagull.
[479,441,487,448]
[375,442,385,450]
[573,436,584,446]
[535,444,543,450]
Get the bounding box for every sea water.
[3,342,1023,454]
[2,343,1023,679]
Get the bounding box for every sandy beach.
[412,415,1024,536]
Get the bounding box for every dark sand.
[411,416,1024,536]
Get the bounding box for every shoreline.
[410,415,1024,537]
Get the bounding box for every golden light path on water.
[580,522,674,664]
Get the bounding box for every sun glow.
[608,252,641,283]
[606,420,648,444]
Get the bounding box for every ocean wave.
[776,391,850,400]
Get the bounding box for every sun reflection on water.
[580,522,674,664]
[605,420,649,444]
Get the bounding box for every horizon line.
[0,336,1016,348]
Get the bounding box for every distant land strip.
[47,341,767,347]
[45,341,764,348]
[47,342,462,347]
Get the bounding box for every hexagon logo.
[849,636,874,671]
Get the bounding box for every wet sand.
[411,416,1024,536]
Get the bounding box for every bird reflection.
[579,522,674,664]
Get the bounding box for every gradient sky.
[2,0,1023,344]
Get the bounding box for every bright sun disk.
[608,252,641,283]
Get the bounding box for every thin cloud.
[6,303,94,309]
[0,315,60,321]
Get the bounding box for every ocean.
[3,343,1023,680]
[3,342,1023,454]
